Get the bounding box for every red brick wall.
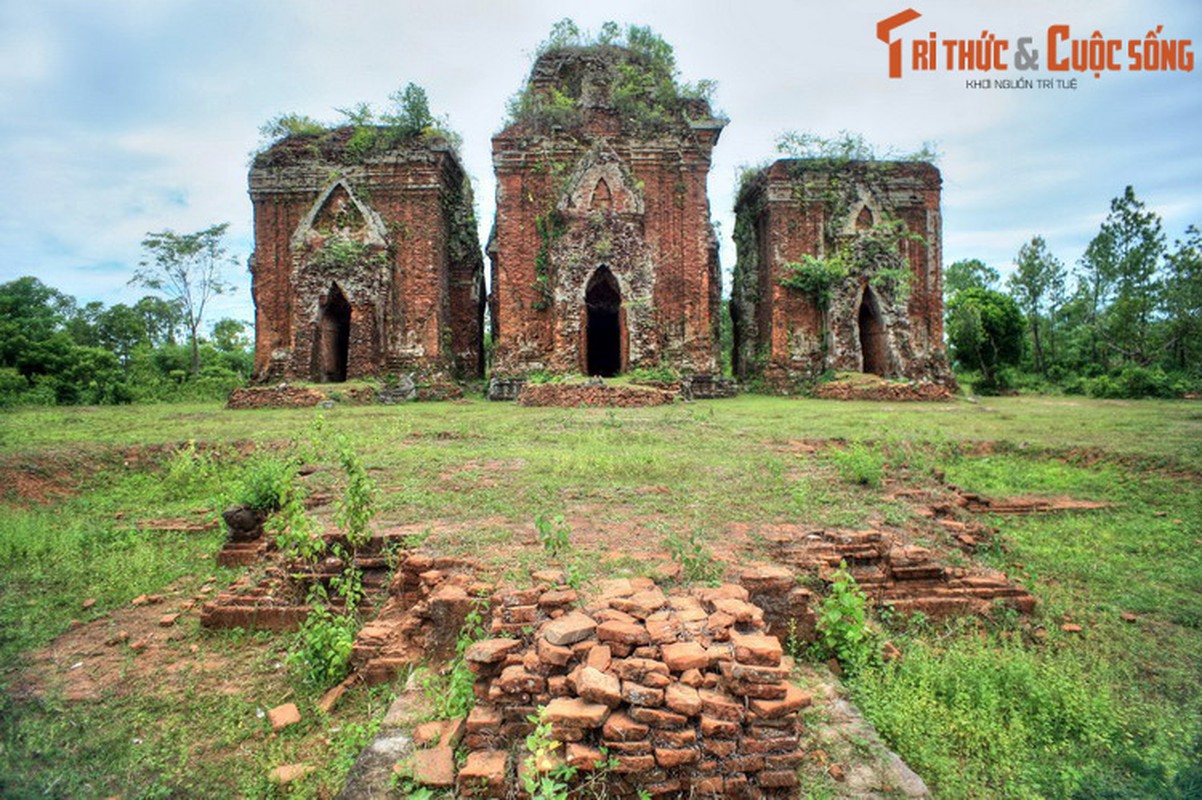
[249,135,484,382]
[732,160,951,389]
[489,52,726,378]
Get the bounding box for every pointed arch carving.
[558,145,644,216]
[290,179,389,252]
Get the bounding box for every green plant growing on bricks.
[420,591,490,720]
[663,528,723,585]
[335,433,377,550]
[286,595,358,688]
[535,513,571,556]
[234,452,296,512]
[814,561,880,675]
[521,706,578,800]
[265,475,325,563]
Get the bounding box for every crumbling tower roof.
[503,44,725,140]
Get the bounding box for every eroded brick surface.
[249,131,485,383]
[732,159,955,392]
[489,46,726,379]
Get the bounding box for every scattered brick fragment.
[267,702,301,731]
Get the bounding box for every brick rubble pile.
[442,576,811,797]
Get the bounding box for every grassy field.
[1,395,1200,798]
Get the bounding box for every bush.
[828,441,884,488]
[287,603,357,688]
[235,454,296,512]
[851,630,1127,798]
[814,562,879,675]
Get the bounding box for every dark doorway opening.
[318,283,351,382]
[585,266,622,377]
[858,288,888,376]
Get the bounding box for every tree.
[211,318,251,353]
[132,295,183,347]
[1007,236,1065,374]
[944,258,1000,299]
[95,304,148,369]
[0,277,73,371]
[946,287,1024,394]
[1078,186,1165,366]
[131,223,236,376]
[383,83,434,137]
[1163,225,1202,373]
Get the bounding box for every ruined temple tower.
[488,45,726,378]
[248,129,484,382]
[731,160,952,390]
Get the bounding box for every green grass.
[1,395,1201,797]
[850,450,1202,799]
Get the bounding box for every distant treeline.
[944,186,1200,397]
[3,184,1199,406]
[0,276,251,407]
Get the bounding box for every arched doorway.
[585,266,622,377]
[858,287,888,376]
[318,283,351,382]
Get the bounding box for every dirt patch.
[12,577,234,703]
[0,448,124,506]
[518,383,677,407]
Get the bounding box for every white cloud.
[1,0,1199,324]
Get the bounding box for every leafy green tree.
[133,295,182,346]
[383,83,434,136]
[1163,225,1202,373]
[1008,236,1065,374]
[946,287,1025,393]
[131,223,236,376]
[1079,186,1165,367]
[538,17,583,52]
[944,258,999,299]
[65,300,105,346]
[0,277,73,349]
[96,304,149,369]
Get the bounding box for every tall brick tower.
[489,44,726,378]
[732,160,953,391]
[249,129,484,383]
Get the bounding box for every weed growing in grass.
[286,600,357,688]
[535,513,571,555]
[827,440,884,488]
[814,562,879,676]
[335,433,377,549]
[420,592,489,720]
[663,528,723,585]
[164,439,218,490]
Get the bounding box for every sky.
[1,0,1199,328]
